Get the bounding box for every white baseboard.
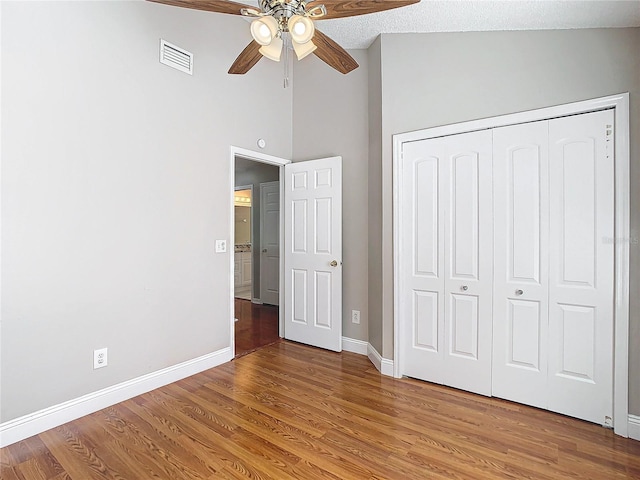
[367,344,394,377]
[0,347,233,448]
[342,337,368,355]
[629,415,640,441]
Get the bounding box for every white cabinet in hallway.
[234,250,252,288]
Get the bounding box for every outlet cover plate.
[352,310,361,324]
[94,348,108,369]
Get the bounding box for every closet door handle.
[515,289,524,296]
[461,285,468,291]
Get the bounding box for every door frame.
[392,93,630,437]
[229,146,290,356]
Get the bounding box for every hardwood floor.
[234,299,280,358]
[2,341,639,479]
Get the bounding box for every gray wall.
[367,37,383,354]
[292,51,370,342]
[370,28,640,413]
[234,157,279,299]
[1,1,292,422]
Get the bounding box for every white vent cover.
[159,39,193,75]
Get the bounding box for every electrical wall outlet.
[94,348,108,369]
[351,310,361,324]
[215,239,227,253]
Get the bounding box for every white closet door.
[547,110,614,425]
[400,138,447,383]
[443,131,493,395]
[400,130,493,395]
[492,120,550,408]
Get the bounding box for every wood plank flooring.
[234,299,279,358]
[2,341,639,479]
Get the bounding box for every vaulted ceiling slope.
[313,0,640,48]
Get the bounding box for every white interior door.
[284,157,342,352]
[492,120,550,408]
[399,131,493,395]
[260,181,280,305]
[547,110,614,425]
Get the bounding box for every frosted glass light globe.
[259,24,271,39]
[293,22,306,36]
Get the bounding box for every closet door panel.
[492,121,549,408]
[399,130,492,394]
[548,109,614,425]
[442,130,493,396]
[399,141,447,383]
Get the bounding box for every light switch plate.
[215,239,227,253]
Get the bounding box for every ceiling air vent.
[159,39,193,75]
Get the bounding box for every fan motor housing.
[260,0,310,23]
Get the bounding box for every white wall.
[292,51,369,342]
[370,28,640,412]
[1,1,292,422]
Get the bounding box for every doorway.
[233,153,286,357]
[229,147,345,357]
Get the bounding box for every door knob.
[330,260,338,267]
[262,249,267,253]
[515,289,524,296]
[461,285,468,291]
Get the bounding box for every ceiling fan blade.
[228,41,263,74]
[311,0,420,19]
[147,0,255,16]
[312,30,359,74]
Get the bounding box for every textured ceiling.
[306,0,640,49]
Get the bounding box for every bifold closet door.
[492,120,550,409]
[547,110,614,425]
[492,110,614,425]
[399,130,493,396]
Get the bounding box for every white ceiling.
[307,0,640,49]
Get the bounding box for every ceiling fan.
[148,0,420,74]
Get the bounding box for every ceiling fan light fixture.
[250,16,279,46]
[150,0,416,75]
[259,36,283,61]
[288,15,315,44]
[292,39,317,60]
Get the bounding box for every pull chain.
[283,34,290,88]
